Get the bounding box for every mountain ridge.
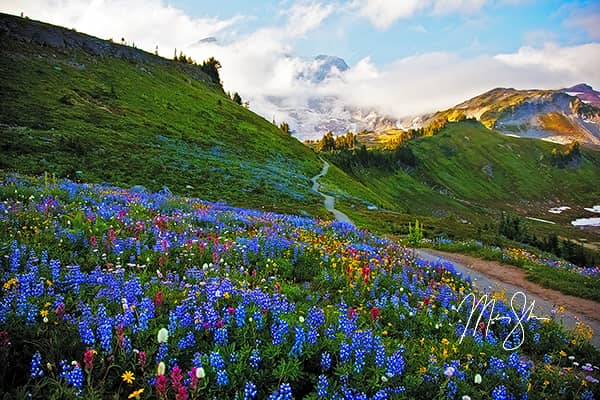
[0,12,328,217]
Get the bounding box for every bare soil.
[424,249,600,323]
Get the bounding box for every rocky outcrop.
[0,12,214,84]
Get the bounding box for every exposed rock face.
[0,12,214,84]
[414,87,600,145]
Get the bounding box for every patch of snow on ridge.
[571,218,600,227]
[584,205,600,213]
[548,206,571,214]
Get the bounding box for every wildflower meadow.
[0,175,598,399]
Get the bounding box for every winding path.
[310,161,599,347]
[311,160,354,225]
[416,248,600,348]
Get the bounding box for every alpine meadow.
[1,3,600,400]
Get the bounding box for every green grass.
[0,27,327,217]
[322,121,600,243]
[425,240,600,302]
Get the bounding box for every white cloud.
[350,0,425,30]
[350,0,489,30]
[193,33,600,139]
[2,0,599,140]
[494,43,600,78]
[565,3,600,39]
[0,0,243,56]
[285,1,335,36]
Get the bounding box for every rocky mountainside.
[413,85,600,145]
[267,54,399,137]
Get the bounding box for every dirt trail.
[311,160,354,225]
[417,249,600,348]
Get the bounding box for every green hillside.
[322,121,600,241]
[0,13,326,217]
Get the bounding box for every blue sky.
[2,0,600,137]
[162,0,597,64]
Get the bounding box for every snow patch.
[584,205,600,213]
[548,206,571,214]
[571,218,600,227]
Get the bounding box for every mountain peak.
[564,83,594,93]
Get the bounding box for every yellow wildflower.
[3,277,18,289]
[559,350,567,357]
[128,388,144,399]
[441,338,449,345]
[121,371,135,384]
[40,310,48,318]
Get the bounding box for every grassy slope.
[0,27,327,217]
[323,121,600,241]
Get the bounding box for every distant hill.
[0,13,327,216]
[411,86,600,145]
[319,120,600,243]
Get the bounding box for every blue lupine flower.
[249,348,261,369]
[372,390,389,400]
[244,381,257,400]
[269,382,293,400]
[488,356,506,373]
[581,391,595,400]
[289,325,305,357]
[307,327,318,345]
[386,351,405,377]
[156,343,169,364]
[340,341,352,365]
[374,341,386,369]
[209,351,226,370]
[491,385,509,400]
[178,331,195,349]
[96,304,113,352]
[354,348,366,374]
[216,369,228,386]
[214,327,228,346]
[321,352,331,371]
[317,374,328,398]
[30,352,43,378]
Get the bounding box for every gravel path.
[415,248,600,348]
[311,160,354,225]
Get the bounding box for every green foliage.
[199,57,222,86]
[316,131,357,152]
[279,121,291,134]
[550,141,581,168]
[231,91,242,105]
[408,219,424,245]
[0,35,328,218]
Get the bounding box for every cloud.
[2,0,599,140]
[494,42,600,79]
[191,30,600,139]
[285,1,335,36]
[350,0,425,30]
[565,3,600,39]
[0,0,243,56]
[350,0,488,30]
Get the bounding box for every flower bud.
[157,328,169,344]
[157,361,166,376]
